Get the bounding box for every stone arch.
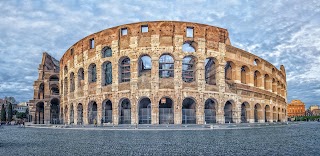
[254,103,263,122]
[225,61,236,80]
[278,107,281,122]
[88,101,98,124]
[101,61,112,86]
[38,83,44,99]
[182,40,196,52]
[265,105,271,122]
[138,97,151,124]
[88,63,97,83]
[64,65,68,75]
[224,100,234,123]
[159,54,174,78]
[182,97,196,124]
[204,98,217,123]
[138,54,152,77]
[119,57,131,83]
[70,103,74,124]
[50,84,59,95]
[64,105,68,124]
[63,77,68,95]
[264,74,271,90]
[101,46,112,58]
[182,55,197,83]
[273,106,277,122]
[102,99,112,123]
[119,98,131,124]
[241,65,250,84]
[272,78,277,93]
[254,70,262,87]
[70,72,75,92]
[205,57,218,85]
[159,96,174,124]
[254,58,261,67]
[49,75,59,81]
[50,98,60,124]
[77,103,83,124]
[78,68,84,87]
[241,102,250,123]
[35,102,44,124]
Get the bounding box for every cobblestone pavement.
[0,122,319,156]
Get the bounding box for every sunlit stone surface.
[0,123,319,155]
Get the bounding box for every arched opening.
[254,59,261,67]
[159,54,174,78]
[254,104,262,122]
[182,98,196,124]
[159,97,174,124]
[139,97,151,124]
[101,46,112,58]
[35,102,44,124]
[205,58,217,85]
[49,75,59,81]
[138,55,152,77]
[204,99,217,123]
[254,70,262,87]
[64,65,68,75]
[182,41,196,52]
[273,106,277,122]
[241,66,250,84]
[88,101,97,124]
[70,72,75,92]
[224,101,233,123]
[119,98,131,124]
[77,103,83,124]
[265,105,270,122]
[241,102,250,123]
[182,56,196,83]
[225,61,235,80]
[50,98,59,124]
[78,68,84,87]
[70,104,74,124]
[38,83,44,99]
[102,61,112,86]
[64,105,68,124]
[278,108,281,122]
[88,63,97,83]
[272,78,277,93]
[119,57,131,83]
[102,100,112,123]
[50,84,59,95]
[264,74,271,90]
[64,77,68,95]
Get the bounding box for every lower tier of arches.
[57,95,287,125]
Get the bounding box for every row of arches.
[37,75,60,99]
[61,97,287,125]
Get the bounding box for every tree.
[4,96,17,104]
[1,104,6,122]
[16,112,26,119]
[7,103,13,122]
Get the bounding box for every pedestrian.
[93,119,97,127]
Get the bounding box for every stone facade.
[29,53,60,124]
[287,100,305,117]
[58,21,287,125]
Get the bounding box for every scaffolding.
[159,55,174,78]
[182,56,195,82]
[120,58,130,82]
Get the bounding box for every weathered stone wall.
[59,21,287,125]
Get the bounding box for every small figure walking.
[93,119,97,127]
[101,118,103,127]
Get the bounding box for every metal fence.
[204,109,216,123]
[225,110,233,123]
[119,109,131,124]
[89,111,97,124]
[182,109,196,124]
[103,110,112,123]
[139,108,151,124]
[159,108,174,124]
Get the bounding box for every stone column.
[233,101,241,123]
[249,107,255,123]
[216,100,225,124]
[196,96,204,124]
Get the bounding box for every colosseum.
[30,21,288,125]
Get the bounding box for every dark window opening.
[89,38,94,49]
[121,28,128,36]
[141,25,148,33]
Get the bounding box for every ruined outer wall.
[60,21,287,125]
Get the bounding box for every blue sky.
[0,0,319,108]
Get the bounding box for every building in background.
[309,105,319,111]
[287,100,305,117]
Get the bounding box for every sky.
[0,0,319,108]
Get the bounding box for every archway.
[182,98,196,124]
[70,103,74,124]
[119,98,131,124]
[88,101,97,124]
[241,102,250,123]
[64,105,68,124]
[35,102,44,124]
[265,105,271,122]
[182,56,196,83]
[254,104,262,122]
[241,66,250,84]
[159,54,174,78]
[139,97,151,124]
[224,101,233,123]
[205,58,217,85]
[159,97,174,124]
[77,103,83,124]
[138,55,152,77]
[273,106,277,122]
[50,98,59,124]
[278,108,281,122]
[204,99,216,123]
[102,100,112,123]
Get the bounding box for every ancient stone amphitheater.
[59,21,287,125]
